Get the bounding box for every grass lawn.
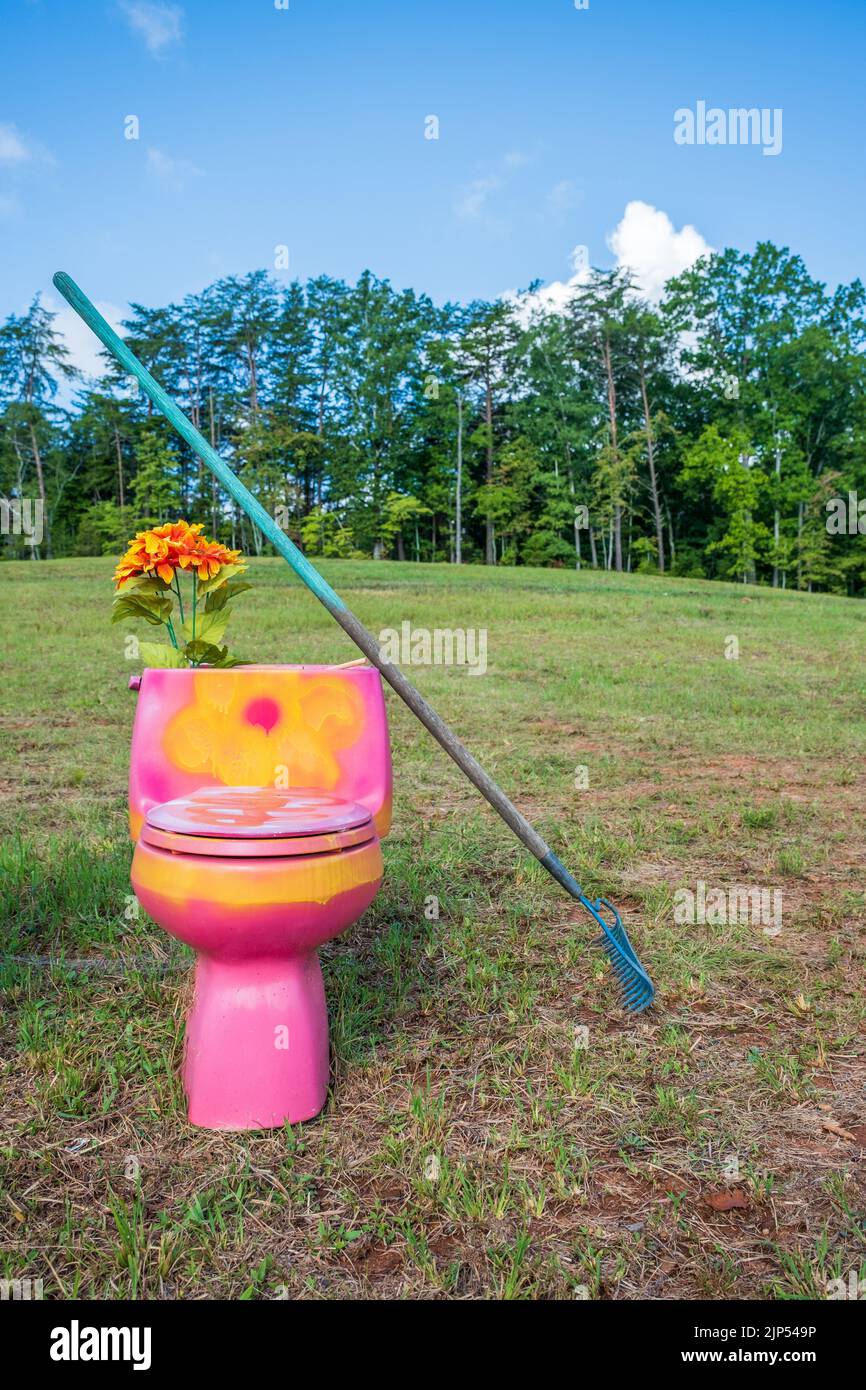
[1,555,865,1299]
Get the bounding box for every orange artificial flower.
[187,536,244,581]
[114,530,175,587]
[113,520,242,589]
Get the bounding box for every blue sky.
[1,0,863,374]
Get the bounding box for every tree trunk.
[484,378,495,564]
[569,469,581,570]
[11,437,32,560]
[114,428,125,510]
[209,389,219,534]
[247,344,259,419]
[602,334,622,571]
[455,392,463,564]
[639,364,665,572]
[28,419,51,559]
[772,434,782,588]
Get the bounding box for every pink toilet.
[127,665,392,1130]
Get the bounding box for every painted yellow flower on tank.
[163,670,367,789]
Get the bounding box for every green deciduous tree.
[3,242,865,598]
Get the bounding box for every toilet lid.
[141,787,375,858]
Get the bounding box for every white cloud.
[505,243,593,322]
[0,125,53,216]
[454,151,532,221]
[119,1,184,55]
[506,201,712,321]
[0,122,52,166]
[146,145,203,191]
[607,199,711,302]
[547,179,579,213]
[455,173,503,221]
[0,123,31,164]
[46,296,126,384]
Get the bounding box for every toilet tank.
[128,665,392,842]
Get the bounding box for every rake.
[54,270,655,1013]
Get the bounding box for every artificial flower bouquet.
[113,520,250,668]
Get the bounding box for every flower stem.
[166,617,179,649]
[174,573,185,626]
[192,571,197,643]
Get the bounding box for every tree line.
[2,240,865,592]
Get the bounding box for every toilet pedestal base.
[183,952,330,1129]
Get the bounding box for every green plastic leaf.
[181,641,249,669]
[122,575,173,598]
[179,609,230,646]
[138,642,188,668]
[196,563,247,596]
[112,593,173,625]
[204,581,253,613]
[182,639,228,666]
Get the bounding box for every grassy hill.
[1,557,864,1298]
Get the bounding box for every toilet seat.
[141,787,375,859]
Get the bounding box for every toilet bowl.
[127,666,393,1130]
[132,786,383,1129]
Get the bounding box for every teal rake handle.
[54,270,654,1013]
